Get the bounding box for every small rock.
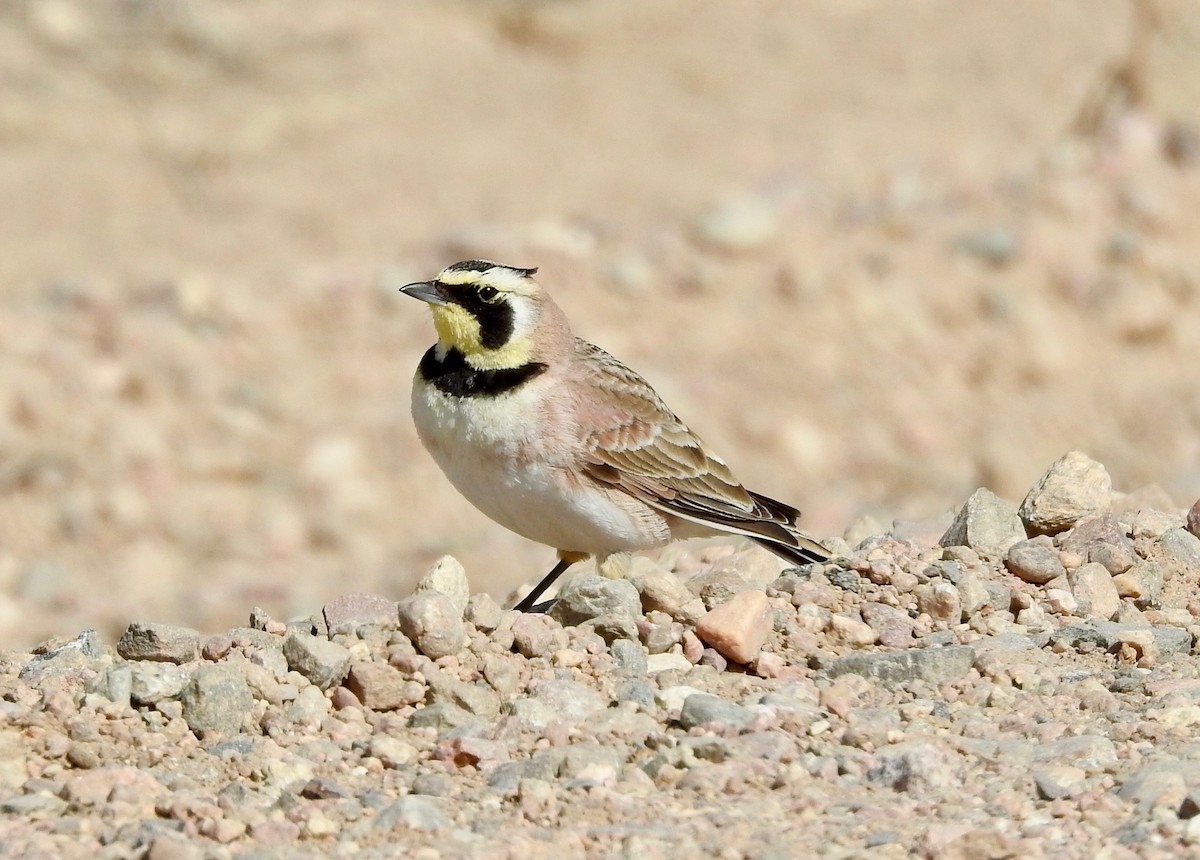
[693,197,779,254]
[373,796,451,831]
[609,638,648,678]
[116,622,201,664]
[368,736,418,768]
[1131,508,1180,541]
[1117,763,1197,814]
[425,670,500,719]
[956,226,1019,267]
[397,593,466,660]
[464,593,503,632]
[694,590,773,664]
[414,556,470,617]
[826,614,877,648]
[1187,499,1200,539]
[1057,513,1133,555]
[1052,620,1192,657]
[1018,451,1112,536]
[916,582,962,625]
[344,662,420,711]
[1069,562,1121,620]
[860,602,914,648]
[181,664,254,736]
[408,702,480,731]
[127,662,191,705]
[867,741,962,794]
[939,488,1025,556]
[549,575,640,629]
[1032,764,1087,800]
[1111,561,1164,608]
[1160,527,1200,571]
[511,613,564,659]
[282,630,351,690]
[632,561,706,624]
[955,571,992,619]
[1004,538,1066,585]
[678,694,753,730]
[824,646,975,685]
[323,592,396,632]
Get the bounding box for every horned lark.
[401,260,829,611]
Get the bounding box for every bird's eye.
[478,286,501,303]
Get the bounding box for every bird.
[400,260,830,611]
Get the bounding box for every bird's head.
[401,260,566,369]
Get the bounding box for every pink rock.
[695,590,772,664]
[1188,499,1200,539]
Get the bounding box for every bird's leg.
[513,552,586,612]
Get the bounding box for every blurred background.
[1,0,1198,649]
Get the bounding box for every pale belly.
[412,381,668,555]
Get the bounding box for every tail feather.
[751,533,830,566]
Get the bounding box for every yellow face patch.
[429,303,533,370]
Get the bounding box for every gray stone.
[610,638,648,678]
[1004,539,1066,585]
[93,665,132,707]
[823,646,975,686]
[323,592,396,632]
[282,630,351,690]
[1160,527,1200,571]
[425,670,500,719]
[1116,763,1200,813]
[408,702,482,732]
[116,622,201,664]
[372,796,450,831]
[397,592,466,660]
[509,679,607,730]
[1019,451,1112,536]
[181,664,254,736]
[956,226,1019,266]
[1041,729,1113,762]
[939,488,1025,557]
[867,741,962,794]
[549,575,640,628]
[678,694,753,730]
[1053,620,1192,656]
[128,662,191,705]
[414,555,471,617]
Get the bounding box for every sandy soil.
[3,1,1200,857]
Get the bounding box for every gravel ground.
[3,453,1200,859]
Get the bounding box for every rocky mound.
[3,451,1200,858]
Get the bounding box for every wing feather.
[571,339,827,564]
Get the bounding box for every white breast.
[411,376,667,556]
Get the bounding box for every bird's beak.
[400,281,451,306]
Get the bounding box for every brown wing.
[571,339,804,546]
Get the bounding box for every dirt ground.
[2,0,1200,649]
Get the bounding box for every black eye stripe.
[437,281,514,349]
